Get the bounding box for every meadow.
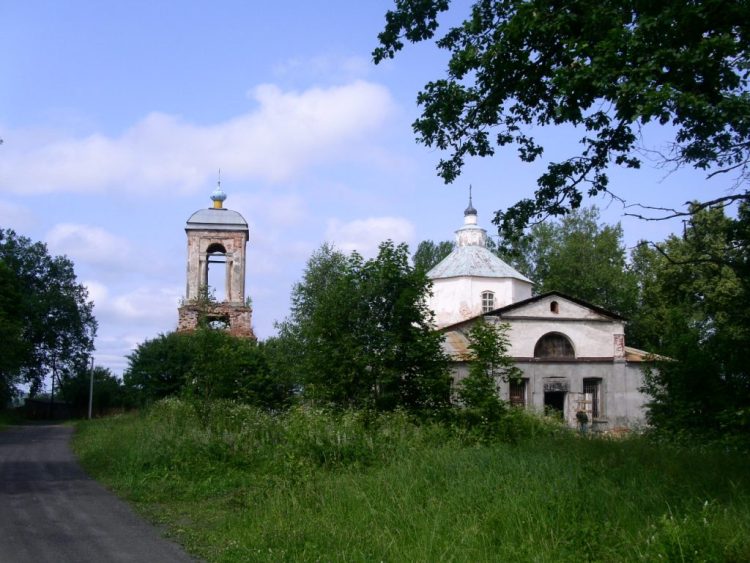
[73,399,750,562]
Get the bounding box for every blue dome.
[210,184,227,203]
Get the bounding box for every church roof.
[428,245,533,282]
[185,186,249,231]
[489,291,626,320]
[428,194,532,283]
[185,208,248,231]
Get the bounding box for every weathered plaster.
[177,201,255,339]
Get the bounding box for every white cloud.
[0,200,35,231]
[83,279,109,306]
[84,280,181,326]
[325,216,416,258]
[0,81,395,195]
[109,286,182,324]
[46,223,134,269]
[232,192,309,228]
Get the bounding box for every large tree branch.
[636,241,730,269]
[623,193,750,222]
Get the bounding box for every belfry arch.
[204,242,228,301]
[177,183,254,338]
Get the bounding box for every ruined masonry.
[177,184,255,338]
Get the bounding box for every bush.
[124,330,293,410]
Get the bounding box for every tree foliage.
[60,366,128,417]
[0,261,26,406]
[124,330,290,409]
[501,207,638,319]
[635,205,750,440]
[125,332,199,402]
[0,229,96,405]
[375,0,750,240]
[184,330,289,408]
[278,241,451,411]
[459,319,520,416]
[412,239,455,272]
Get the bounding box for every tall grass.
[0,409,24,429]
[74,399,750,562]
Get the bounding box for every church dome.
[464,199,477,217]
[210,183,227,205]
[427,197,532,283]
[428,245,532,282]
[185,186,248,231]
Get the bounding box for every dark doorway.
[544,391,566,417]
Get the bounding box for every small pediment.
[489,292,625,323]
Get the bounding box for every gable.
[439,291,627,361]
[491,292,624,323]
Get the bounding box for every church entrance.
[544,391,566,418]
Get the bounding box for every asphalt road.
[0,424,196,563]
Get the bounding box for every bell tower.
[177,182,254,338]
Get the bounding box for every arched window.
[550,300,559,314]
[534,332,575,359]
[205,243,228,301]
[481,291,495,313]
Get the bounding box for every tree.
[124,332,197,403]
[374,1,750,242]
[458,319,520,419]
[0,229,96,402]
[123,330,289,409]
[0,261,26,406]
[279,241,452,411]
[413,239,455,272]
[634,204,750,440]
[184,330,290,409]
[60,366,129,417]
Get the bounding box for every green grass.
[0,409,24,429]
[73,399,750,562]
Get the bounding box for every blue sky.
[0,1,722,374]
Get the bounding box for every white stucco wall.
[507,294,613,319]
[429,276,532,327]
[502,318,624,358]
[441,294,647,430]
[497,362,648,429]
[491,294,625,358]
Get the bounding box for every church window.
[550,300,559,314]
[534,332,575,359]
[509,378,527,407]
[583,378,602,419]
[481,291,495,313]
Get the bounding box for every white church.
[178,187,651,430]
[426,198,652,430]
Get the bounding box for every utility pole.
[49,354,56,420]
[88,357,95,420]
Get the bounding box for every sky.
[0,1,724,375]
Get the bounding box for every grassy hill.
[73,399,750,562]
